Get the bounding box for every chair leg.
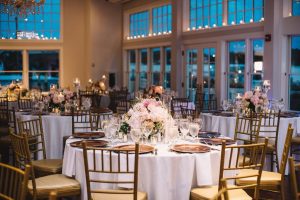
[280,181,285,200]
[270,152,274,172]
[275,150,279,172]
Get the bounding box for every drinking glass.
[189,122,200,141]
[141,126,152,143]
[179,119,189,139]
[130,128,142,143]
[222,100,229,111]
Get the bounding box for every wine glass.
[189,122,200,142]
[130,128,142,143]
[141,125,153,143]
[194,118,203,132]
[222,100,229,112]
[179,119,189,139]
[168,126,179,145]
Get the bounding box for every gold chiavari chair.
[90,112,113,131]
[18,98,33,111]
[208,179,229,200]
[180,107,197,120]
[171,98,189,117]
[259,110,281,172]
[0,162,30,200]
[82,142,147,200]
[116,99,130,115]
[236,124,294,200]
[0,96,8,110]
[71,109,93,134]
[18,116,62,176]
[48,191,57,200]
[289,157,300,200]
[191,138,268,200]
[9,132,81,200]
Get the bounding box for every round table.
[201,112,300,172]
[62,139,236,200]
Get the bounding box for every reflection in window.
[129,11,149,37]
[151,48,161,86]
[0,50,23,85]
[139,49,148,90]
[251,39,264,89]
[152,4,172,34]
[203,48,216,99]
[227,0,264,25]
[28,50,59,91]
[289,36,300,111]
[293,0,300,16]
[190,0,223,29]
[128,50,136,93]
[186,49,198,102]
[0,0,60,40]
[164,47,171,89]
[228,40,245,99]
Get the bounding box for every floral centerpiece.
[0,82,28,100]
[46,88,75,112]
[240,90,269,113]
[120,98,172,137]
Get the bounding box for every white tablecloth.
[16,113,72,159]
[201,113,300,172]
[62,139,235,200]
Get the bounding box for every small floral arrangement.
[120,98,172,135]
[241,90,269,113]
[46,88,75,111]
[0,82,28,100]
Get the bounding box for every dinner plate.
[113,144,154,154]
[171,144,210,153]
[70,140,108,148]
[200,138,235,145]
[198,131,221,138]
[73,131,105,139]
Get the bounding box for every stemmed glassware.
[130,128,142,143]
[189,122,200,142]
[179,119,189,139]
[222,100,229,112]
[141,125,152,144]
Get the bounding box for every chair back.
[180,108,197,120]
[71,109,92,134]
[82,142,140,200]
[8,108,17,133]
[79,90,99,108]
[0,107,9,136]
[279,124,293,175]
[18,98,33,110]
[289,157,300,200]
[0,162,30,200]
[171,98,189,117]
[90,112,113,130]
[17,116,47,160]
[195,93,217,112]
[116,99,130,114]
[259,110,281,147]
[234,113,262,144]
[0,96,8,110]
[219,138,268,199]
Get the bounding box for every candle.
[263,80,271,86]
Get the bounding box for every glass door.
[185,49,198,102]
[202,48,216,100]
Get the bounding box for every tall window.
[129,11,149,37]
[227,0,264,25]
[152,4,172,34]
[0,0,60,40]
[139,49,148,90]
[186,49,198,101]
[128,50,136,93]
[0,50,23,85]
[28,50,59,91]
[164,47,171,89]
[251,39,264,89]
[228,40,246,99]
[293,0,300,16]
[190,0,223,28]
[289,36,300,111]
[151,48,161,85]
[203,48,216,99]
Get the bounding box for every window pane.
[139,49,148,90]
[189,0,223,29]
[129,11,149,37]
[128,50,136,93]
[0,73,22,86]
[29,50,59,71]
[290,36,300,110]
[228,41,245,99]
[0,0,61,40]
[164,47,171,89]
[152,4,172,34]
[0,50,23,71]
[202,48,216,99]
[251,39,264,89]
[29,72,59,91]
[151,48,161,85]
[293,0,300,16]
[186,49,198,102]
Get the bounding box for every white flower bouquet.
[241,90,269,113]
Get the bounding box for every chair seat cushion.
[236,169,281,187]
[238,155,250,166]
[28,174,80,197]
[32,159,63,173]
[190,185,251,200]
[91,190,147,200]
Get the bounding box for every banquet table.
[201,112,300,171]
[62,139,236,200]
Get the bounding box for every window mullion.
[22,49,29,89]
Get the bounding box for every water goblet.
[179,119,189,140]
[189,122,200,142]
[222,100,229,112]
[141,125,153,144]
[130,128,142,143]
